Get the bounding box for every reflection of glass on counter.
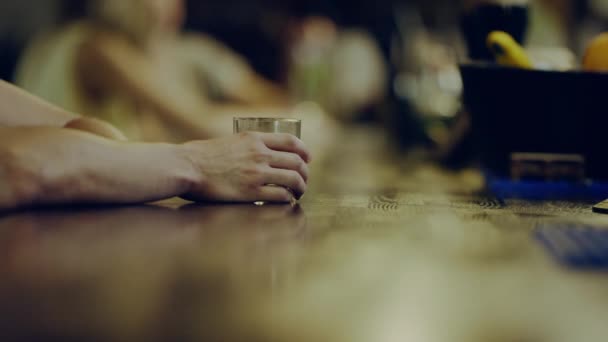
[182,203,309,294]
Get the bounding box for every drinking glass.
[233,118,302,205]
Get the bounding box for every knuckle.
[296,156,307,172]
[279,189,292,202]
[250,147,271,163]
[297,163,308,181]
[299,178,307,192]
[238,131,259,142]
[292,172,307,192]
[243,166,265,184]
[245,182,260,194]
[270,186,291,202]
[250,147,272,164]
[285,135,299,149]
[291,151,306,166]
[247,142,263,153]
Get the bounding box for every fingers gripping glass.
[233,118,302,205]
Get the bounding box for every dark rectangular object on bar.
[461,64,608,180]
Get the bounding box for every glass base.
[253,193,297,207]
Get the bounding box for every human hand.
[180,132,311,203]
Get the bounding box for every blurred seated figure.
[16,0,292,142]
[184,1,388,122]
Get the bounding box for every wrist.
[120,141,201,199]
[169,143,206,196]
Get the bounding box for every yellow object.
[583,33,608,72]
[487,31,533,69]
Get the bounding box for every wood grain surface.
[1,126,608,341]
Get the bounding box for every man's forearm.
[0,80,77,127]
[0,127,198,210]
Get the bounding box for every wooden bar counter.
[2,126,608,341]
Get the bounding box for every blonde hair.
[88,0,154,44]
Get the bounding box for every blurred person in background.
[184,0,286,82]
[0,80,311,210]
[15,0,296,142]
[186,0,389,123]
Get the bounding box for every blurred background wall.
[0,0,60,81]
[3,0,608,147]
[2,0,607,80]
[3,0,608,80]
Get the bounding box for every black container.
[460,64,608,180]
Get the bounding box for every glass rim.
[233,117,301,123]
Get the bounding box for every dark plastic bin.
[461,64,608,180]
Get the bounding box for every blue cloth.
[535,224,608,269]
[485,172,608,201]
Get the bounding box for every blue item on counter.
[535,224,608,269]
[485,172,608,201]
